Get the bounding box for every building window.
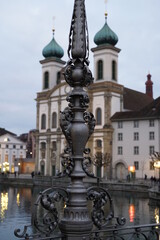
[6,144,8,148]
[96,108,102,125]
[0,144,1,148]
[118,146,123,155]
[41,114,46,130]
[134,132,139,141]
[118,133,123,141]
[134,161,139,170]
[149,132,155,140]
[96,139,102,148]
[134,120,139,128]
[150,161,154,170]
[118,121,123,129]
[112,60,117,81]
[97,60,103,80]
[149,146,155,155]
[13,145,16,149]
[149,120,154,127]
[57,71,61,84]
[5,155,8,162]
[134,146,139,155]
[52,112,57,128]
[20,145,23,149]
[44,71,49,89]
[52,141,57,151]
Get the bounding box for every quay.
[0,174,160,202]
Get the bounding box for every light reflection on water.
[0,185,159,240]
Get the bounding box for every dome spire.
[94,6,118,47]
[42,20,64,59]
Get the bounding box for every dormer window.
[112,60,117,81]
[97,60,103,80]
[44,71,49,89]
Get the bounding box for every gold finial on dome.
[105,0,108,16]
[52,16,56,33]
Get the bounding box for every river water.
[0,185,159,240]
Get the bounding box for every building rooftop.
[111,96,160,121]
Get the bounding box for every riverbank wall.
[0,175,160,201]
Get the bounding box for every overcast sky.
[0,0,160,135]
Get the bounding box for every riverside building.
[35,12,158,180]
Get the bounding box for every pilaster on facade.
[104,92,112,128]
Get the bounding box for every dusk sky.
[0,0,160,135]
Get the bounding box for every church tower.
[92,12,120,83]
[40,29,65,91]
[88,12,123,179]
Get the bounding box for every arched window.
[112,60,117,81]
[97,60,103,80]
[44,71,49,89]
[96,108,102,125]
[52,112,57,128]
[41,114,46,129]
[96,139,102,148]
[56,71,61,85]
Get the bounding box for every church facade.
[35,13,158,179]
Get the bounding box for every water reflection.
[129,204,135,223]
[155,208,160,224]
[16,193,20,207]
[0,192,8,221]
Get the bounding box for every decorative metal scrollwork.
[33,188,68,234]
[82,148,95,178]
[84,112,96,140]
[87,187,114,229]
[14,187,68,239]
[60,107,74,149]
[64,61,93,88]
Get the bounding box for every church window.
[96,139,102,148]
[52,112,57,128]
[44,71,49,89]
[41,114,46,129]
[97,60,103,80]
[57,71,61,84]
[52,141,57,151]
[96,108,102,125]
[112,60,117,81]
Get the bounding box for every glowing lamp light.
[154,161,160,169]
[128,166,135,172]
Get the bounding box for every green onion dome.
[42,30,64,59]
[94,13,118,46]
